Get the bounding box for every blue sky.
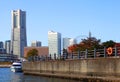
[0,0,120,46]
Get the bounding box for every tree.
[68,37,101,52]
[80,37,101,49]
[102,40,115,48]
[26,49,38,60]
[68,44,78,52]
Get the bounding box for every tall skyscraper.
[63,38,76,49]
[5,40,11,54]
[11,9,27,58]
[31,41,41,47]
[48,31,61,58]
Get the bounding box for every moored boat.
[10,62,22,72]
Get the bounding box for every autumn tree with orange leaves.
[68,37,101,52]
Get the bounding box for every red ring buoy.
[107,47,113,55]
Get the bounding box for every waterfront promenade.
[22,58,120,82]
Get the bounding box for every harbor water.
[0,68,83,82]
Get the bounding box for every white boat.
[10,62,22,72]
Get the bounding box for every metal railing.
[27,47,120,61]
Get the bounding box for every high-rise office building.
[0,41,3,48]
[69,38,77,46]
[63,38,76,49]
[5,40,11,54]
[0,41,6,54]
[48,31,61,58]
[31,41,41,47]
[11,9,27,58]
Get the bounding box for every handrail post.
[104,47,106,58]
[54,53,56,60]
[78,50,80,59]
[59,53,61,60]
[115,47,117,57]
[94,48,96,58]
[71,52,73,59]
[85,49,88,59]
[50,54,51,60]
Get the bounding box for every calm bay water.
[0,68,82,82]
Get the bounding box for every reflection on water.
[0,68,82,82]
[0,68,40,82]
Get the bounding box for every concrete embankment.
[22,58,120,81]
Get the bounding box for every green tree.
[26,49,38,59]
[75,37,101,51]
[68,37,101,52]
[102,40,115,48]
[80,37,101,49]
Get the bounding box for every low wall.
[22,58,120,81]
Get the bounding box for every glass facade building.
[63,38,77,49]
[5,40,11,54]
[48,31,61,58]
[11,9,27,58]
[31,41,41,47]
[0,41,3,48]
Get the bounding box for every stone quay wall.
[22,58,120,81]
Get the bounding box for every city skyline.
[0,0,120,46]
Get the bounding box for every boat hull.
[10,62,22,72]
[11,66,22,72]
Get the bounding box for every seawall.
[22,58,120,81]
